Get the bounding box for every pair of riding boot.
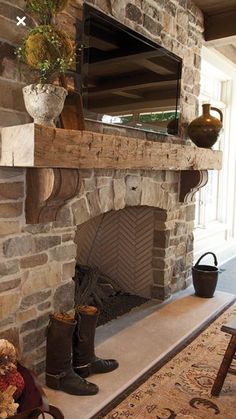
[45,306,118,396]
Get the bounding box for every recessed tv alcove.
[77,4,182,135]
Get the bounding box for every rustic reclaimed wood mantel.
[0,123,223,224]
[1,123,222,170]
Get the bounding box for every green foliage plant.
[25,0,69,24]
[16,0,74,84]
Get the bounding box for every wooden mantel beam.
[205,10,236,42]
[0,123,222,171]
[0,123,221,224]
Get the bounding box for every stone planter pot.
[23,84,68,127]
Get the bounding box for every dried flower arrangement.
[0,386,19,419]
[0,340,25,419]
[16,25,74,84]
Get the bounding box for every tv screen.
[77,4,182,135]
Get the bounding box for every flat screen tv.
[77,4,182,135]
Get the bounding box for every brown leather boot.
[73,306,119,378]
[46,313,98,395]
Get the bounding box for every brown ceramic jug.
[188,103,223,148]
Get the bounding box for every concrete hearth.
[45,291,235,419]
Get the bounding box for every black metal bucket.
[192,252,218,298]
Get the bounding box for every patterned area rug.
[102,302,236,419]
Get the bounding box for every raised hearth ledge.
[0,123,222,170]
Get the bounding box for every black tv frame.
[76,3,182,135]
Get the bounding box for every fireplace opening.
[74,203,193,305]
[73,264,149,327]
[74,206,155,299]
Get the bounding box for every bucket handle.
[195,252,218,267]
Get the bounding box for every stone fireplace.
[0,0,222,376]
[74,170,195,300]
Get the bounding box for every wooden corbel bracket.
[179,170,208,203]
[26,168,80,224]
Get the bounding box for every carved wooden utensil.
[59,75,85,130]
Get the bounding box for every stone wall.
[0,0,203,373]
[0,166,195,373]
[0,166,77,374]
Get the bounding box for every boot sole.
[46,375,99,396]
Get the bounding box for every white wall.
[194,46,236,267]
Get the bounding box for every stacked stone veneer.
[0,0,203,373]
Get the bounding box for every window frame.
[194,47,236,263]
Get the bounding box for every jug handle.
[211,107,223,123]
[195,252,218,267]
